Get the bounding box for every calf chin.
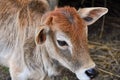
[47,59,63,77]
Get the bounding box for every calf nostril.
[85,68,99,79]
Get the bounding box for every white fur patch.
[18,67,30,80]
[55,32,73,54]
[75,69,90,80]
[75,64,96,80]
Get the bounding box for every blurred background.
[0,0,120,80]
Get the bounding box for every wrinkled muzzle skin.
[36,7,108,80]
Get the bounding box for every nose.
[85,68,99,79]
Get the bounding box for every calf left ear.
[35,26,49,45]
[78,7,108,25]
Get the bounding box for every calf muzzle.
[85,68,99,79]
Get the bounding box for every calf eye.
[57,40,68,46]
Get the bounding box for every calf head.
[35,7,108,80]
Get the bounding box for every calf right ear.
[35,12,53,45]
[35,26,49,45]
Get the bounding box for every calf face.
[36,7,108,80]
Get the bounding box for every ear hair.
[78,7,108,25]
[36,12,54,45]
[35,26,49,45]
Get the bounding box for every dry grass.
[89,41,120,80]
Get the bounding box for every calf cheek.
[72,51,94,69]
[45,39,57,58]
[79,54,95,69]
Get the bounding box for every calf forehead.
[51,7,87,42]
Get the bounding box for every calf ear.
[35,13,52,45]
[78,7,108,25]
[47,0,58,10]
[35,27,48,45]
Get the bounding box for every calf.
[0,0,108,80]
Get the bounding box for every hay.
[89,41,120,80]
